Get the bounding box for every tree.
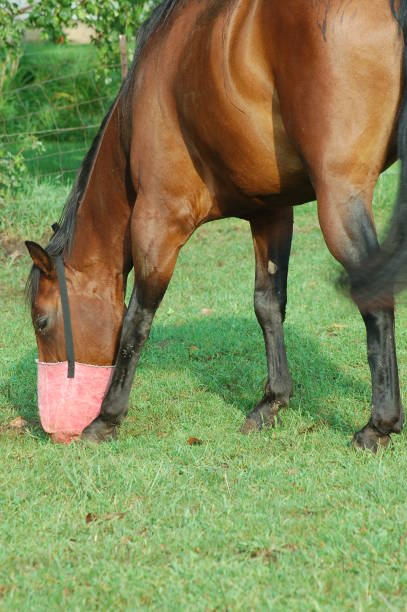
[1,1,161,87]
[27,1,161,65]
[0,1,26,90]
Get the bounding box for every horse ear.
[25,241,54,276]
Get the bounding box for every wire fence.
[0,54,122,181]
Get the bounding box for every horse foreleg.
[241,208,294,434]
[318,187,404,452]
[82,197,194,442]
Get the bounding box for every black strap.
[54,255,75,378]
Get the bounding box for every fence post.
[119,34,128,80]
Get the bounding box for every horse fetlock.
[371,405,405,435]
[99,404,128,426]
[264,384,292,407]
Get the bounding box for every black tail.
[350,1,407,308]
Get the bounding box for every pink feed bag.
[37,360,114,443]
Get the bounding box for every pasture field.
[1,168,407,610]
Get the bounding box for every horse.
[26,0,407,451]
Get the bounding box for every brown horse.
[26,0,407,451]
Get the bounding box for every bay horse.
[26,0,407,451]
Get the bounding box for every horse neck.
[68,99,134,285]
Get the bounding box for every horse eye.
[36,315,49,333]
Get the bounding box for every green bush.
[0,136,44,204]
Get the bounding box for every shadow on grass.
[2,316,369,439]
[140,316,368,435]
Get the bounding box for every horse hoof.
[240,417,261,434]
[240,402,282,435]
[81,417,117,443]
[352,424,390,453]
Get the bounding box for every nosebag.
[37,361,114,443]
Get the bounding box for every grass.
[1,166,407,610]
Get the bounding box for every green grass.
[1,169,407,610]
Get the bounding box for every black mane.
[27,0,180,306]
[129,0,178,70]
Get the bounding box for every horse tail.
[349,1,407,309]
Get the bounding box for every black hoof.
[352,423,390,453]
[82,417,117,443]
[241,401,282,434]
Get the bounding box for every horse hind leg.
[241,207,294,434]
[317,183,404,452]
[82,194,195,442]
